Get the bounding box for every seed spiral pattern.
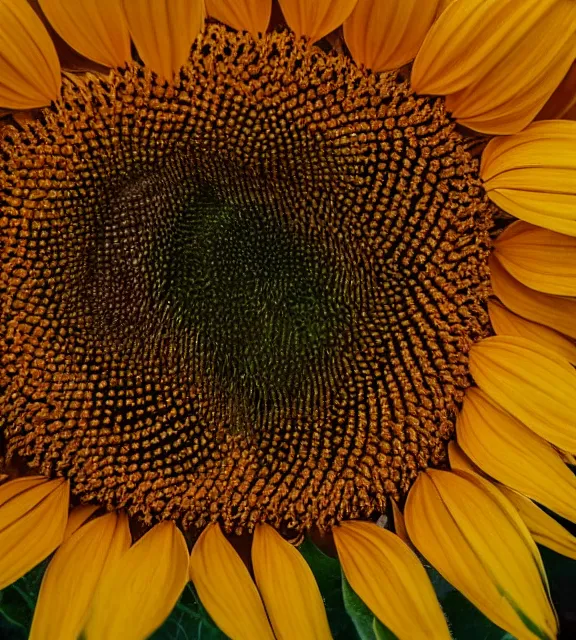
[0,25,493,534]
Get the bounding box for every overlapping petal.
[278,0,358,42]
[412,0,576,134]
[252,524,332,640]
[206,0,271,38]
[481,121,576,236]
[0,0,61,109]
[190,524,274,640]
[334,520,450,640]
[343,0,440,72]
[122,0,205,80]
[85,522,188,640]
[39,0,131,68]
[405,469,557,639]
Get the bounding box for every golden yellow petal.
[206,0,271,38]
[490,255,576,339]
[391,500,410,546]
[343,0,440,72]
[334,520,450,640]
[500,486,576,561]
[405,470,557,639]
[38,0,131,68]
[0,476,47,507]
[0,478,69,590]
[121,0,205,80]
[481,120,576,236]
[412,0,576,134]
[469,335,576,453]
[252,524,332,640]
[457,387,576,522]
[0,0,61,109]
[63,505,100,541]
[30,512,130,640]
[85,521,188,640]
[190,523,274,640]
[488,300,576,365]
[278,0,358,42]
[538,60,576,120]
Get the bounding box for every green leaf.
[341,573,377,640]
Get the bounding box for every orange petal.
[334,520,451,640]
[122,0,205,80]
[391,501,410,546]
[405,470,557,639]
[206,0,271,38]
[490,254,576,339]
[63,505,100,540]
[85,521,188,640]
[488,300,576,365]
[457,387,576,522]
[469,335,576,453]
[481,120,576,236]
[343,0,440,72]
[30,512,131,640]
[190,524,275,640]
[0,0,61,109]
[500,486,576,561]
[412,0,576,134]
[252,524,332,640]
[0,478,69,589]
[494,221,576,296]
[278,0,358,42]
[38,0,131,68]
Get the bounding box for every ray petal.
[252,524,332,640]
[488,300,576,365]
[457,387,576,522]
[412,0,576,134]
[490,255,576,339]
[30,512,130,640]
[343,0,440,72]
[0,0,61,109]
[278,0,359,42]
[85,521,188,640]
[190,523,275,640]
[206,0,271,38]
[469,335,576,452]
[391,501,410,546]
[0,478,69,590]
[481,120,576,236]
[39,0,131,68]
[63,505,100,540]
[405,470,557,639]
[500,486,576,561]
[333,520,451,640]
[122,0,205,80]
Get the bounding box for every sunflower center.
[0,25,493,534]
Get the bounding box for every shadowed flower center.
[0,25,494,534]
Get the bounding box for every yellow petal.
[538,60,576,120]
[63,505,100,540]
[391,501,410,546]
[343,0,440,72]
[278,0,358,42]
[333,520,451,640]
[0,476,47,507]
[412,0,576,134]
[0,0,61,109]
[38,0,131,68]
[190,524,274,640]
[481,120,576,236]
[490,254,576,339]
[488,300,576,365]
[457,387,576,523]
[469,335,576,453]
[206,0,271,38]
[252,524,332,640]
[85,521,188,640]
[30,512,131,640]
[405,470,557,639]
[122,0,205,80]
[500,486,576,561]
[0,478,69,590]
[494,221,576,296]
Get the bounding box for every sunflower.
[1,0,576,638]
